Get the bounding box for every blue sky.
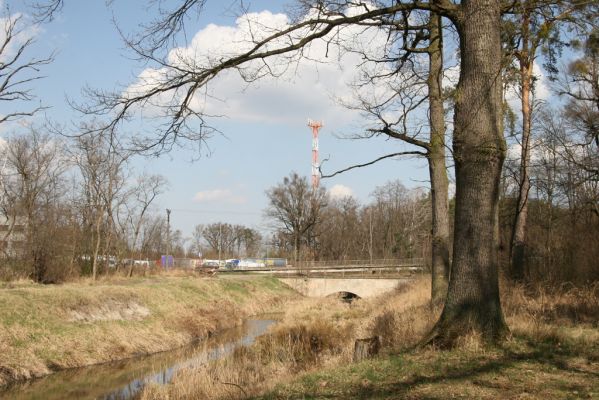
[2,1,433,237]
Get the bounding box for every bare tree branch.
[320,151,427,179]
[67,1,457,155]
[0,11,53,125]
[29,0,63,22]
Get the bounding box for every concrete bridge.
[279,277,409,299]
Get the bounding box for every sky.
[1,1,563,241]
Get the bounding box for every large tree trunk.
[510,8,533,281]
[427,0,509,345]
[428,13,451,305]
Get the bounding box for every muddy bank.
[0,276,295,387]
[0,317,279,400]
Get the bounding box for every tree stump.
[353,336,380,362]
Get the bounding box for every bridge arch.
[326,291,361,302]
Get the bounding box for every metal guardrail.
[218,259,426,277]
[295,258,425,268]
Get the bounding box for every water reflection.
[0,318,277,400]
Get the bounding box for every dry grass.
[141,277,598,400]
[260,279,598,400]
[503,280,599,345]
[0,276,295,387]
[141,277,435,400]
[5,273,596,398]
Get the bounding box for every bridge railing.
[218,258,426,277]
[295,258,424,268]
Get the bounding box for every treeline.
[264,174,431,264]
[189,223,262,260]
[185,180,431,263]
[266,104,599,283]
[0,130,171,282]
[500,106,598,284]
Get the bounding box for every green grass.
[259,333,598,399]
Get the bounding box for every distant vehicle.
[80,254,117,268]
[121,259,150,267]
[225,259,240,269]
[237,258,287,268]
[239,259,265,268]
[202,260,220,268]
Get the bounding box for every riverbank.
[140,278,598,399]
[0,275,296,387]
[261,331,599,399]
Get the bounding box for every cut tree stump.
[353,336,380,362]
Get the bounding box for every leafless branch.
[74,1,456,155]
[29,0,63,22]
[320,150,427,179]
[0,11,53,124]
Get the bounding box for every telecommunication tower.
[308,120,323,189]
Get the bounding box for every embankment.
[0,276,296,387]
[140,278,599,400]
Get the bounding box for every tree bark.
[426,0,509,345]
[510,7,533,281]
[353,336,381,362]
[428,13,451,305]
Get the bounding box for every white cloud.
[328,184,354,200]
[126,7,401,127]
[532,62,550,100]
[193,188,247,204]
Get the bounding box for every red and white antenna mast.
[308,120,323,189]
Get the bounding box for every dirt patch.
[68,300,150,322]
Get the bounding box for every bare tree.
[318,195,363,261]
[121,173,167,276]
[557,29,599,148]
[202,223,236,259]
[369,181,430,259]
[239,227,262,258]
[515,105,599,282]
[320,10,451,302]
[0,9,52,125]
[0,129,67,281]
[190,223,204,256]
[265,173,327,265]
[74,127,130,280]
[502,0,597,281]
[139,214,166,260]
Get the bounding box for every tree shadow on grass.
[266,335,598,399]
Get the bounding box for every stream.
[0,317,278,400]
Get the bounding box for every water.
[0,317,278,400]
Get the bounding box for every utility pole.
[369,209,373,265]
[166,208,171,268]
[218,223,222,268]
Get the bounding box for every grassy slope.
[140,277,598,400]
[0,275,295,386]
[261,334,598,399]
[258,281,599,400]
